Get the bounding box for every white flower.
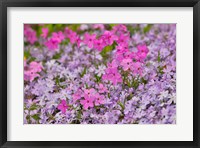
[95,64,106,77]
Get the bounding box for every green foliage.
[143,24,152,33]
[157,51,161,62]
[31,114,41,121]
[118,102,125,110]
[53,51,63,59]
[24,50,31,59]
[80,67,87,77]
[29,104,40,111]
[100,45,114,61]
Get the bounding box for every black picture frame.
[0,0,200,148]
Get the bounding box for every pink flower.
[116,34,129,46]
[24,70,40,82]
[94,93,104,106]
[116,45,129,54]
[84,88,96,97]
[83,33,96,48]
[137,44,149,60]
[137,44,149,53]
[76,36,81,47]
[24,61,43,82]
[65,27,80,44]
[24,26,37,44]
[41,28,48,38]
[52,31,65,43]
[103,68,122,85]
[113,24,128,33]
[57,99,68,114]
[92,24,105,30]
[94,39,105,51]
[121,58,133,71]
[98,83,108,93]
[102,31,118,45]
[29,61,43,72]
[44,39,59,50]
[131,62,143,75]
[80,95,94,110]
[44,31,64,50]
[107,60,118,69]
[72,89,82,102]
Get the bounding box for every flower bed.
[24,24,176,124]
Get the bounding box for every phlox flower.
[29,61,43,72]
[94,93,104,106]
[120,58,133,71]
[92,24,105,30]
[41,28,48,39]
[24,26,37,44]
[24,61,43,82]
[83,33,96,48]
[113,24,128,34]
[101,31,118,45]
[131,62,143,75]
[80,95,95,110]
[44,39,59,50]
[72,89,82,102]
[98,83,108,93]
[102,68,122,85]
[65,27,81,46]
[116,45,129,54]
[107,60,118,69]
[45,31,64,50]
[137,44,149,60]
[24,70,40,82]
[116,34,130,46]
[94,39,105,51]
[84,88,96,97]
[52,31,65,43]
[57,99,68,114]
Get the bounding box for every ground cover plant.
[24,24,176,124]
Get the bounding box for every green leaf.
[100,45,114,59]
[143,24,152,33]
[29,104,39,111]
[80,67,87,77]
[157,51,161,62]
[77,110,82,120]
[118,102,125,110]
[31,114,41,121]
[24,50,31,59]
[53,52,62,59]
[94,74,101,83]
[141,77,147,84]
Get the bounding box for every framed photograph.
[0,0,199,148]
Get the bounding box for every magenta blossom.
[95,93,104,106]
[24,61,43,82]
[52,31,65,43]
[103,68,122,85]
[121,58,133,71]
[94,39,105,51]
[116,34,130,46]
[44,39,59,50]
[102,31,118,45]
[57,99,68,114]
[24,26,37,44]
[83,33,96,48]
[41,28,48,39]
[98,83,108,93]
[72,89,82,102]
[80,95,95,110]
[84,88,96,97]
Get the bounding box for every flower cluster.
[24,24,176,124]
